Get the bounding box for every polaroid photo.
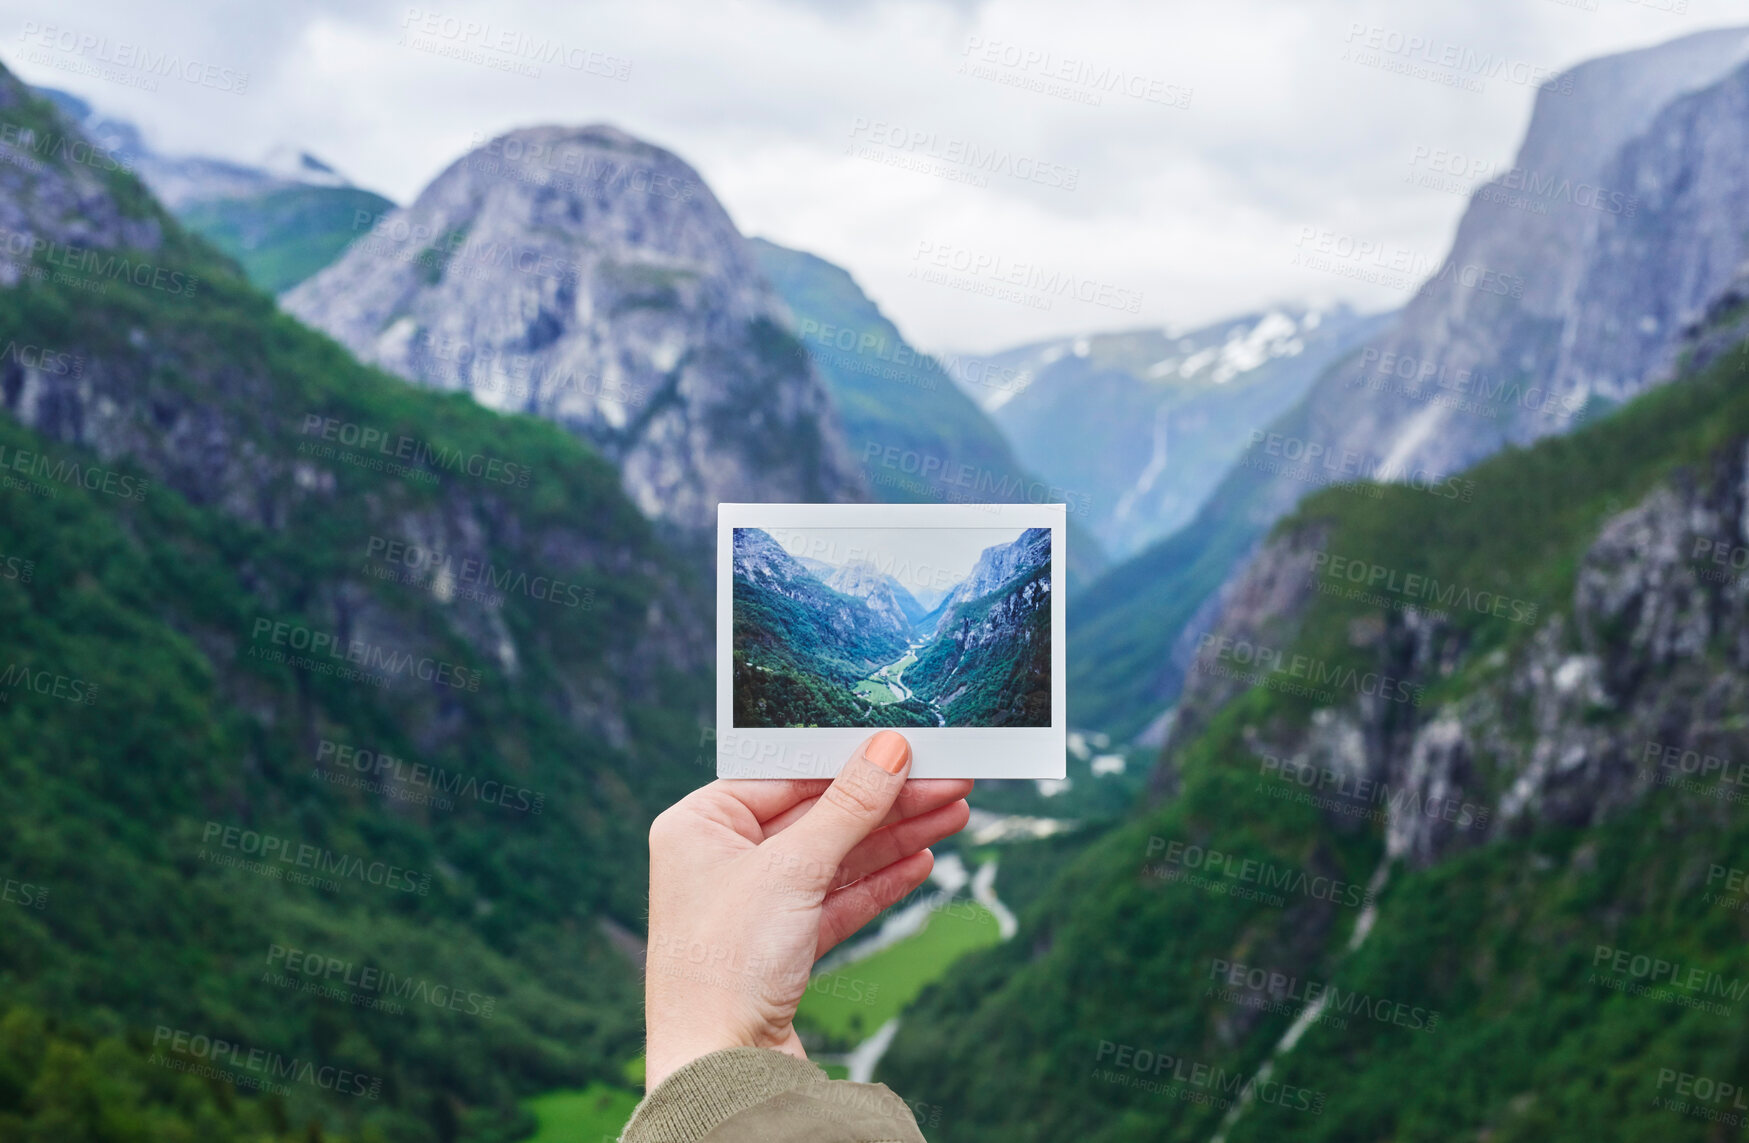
[716,502,1066,780]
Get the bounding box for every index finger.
[711,776,832,822]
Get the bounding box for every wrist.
[644,1034,748,1091]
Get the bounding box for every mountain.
[731,528,935,728]
[731,528,914,672]
[965,306,1388,560]
[36,86,393,294]
[1331,25,1749,479]
[881,266,1749,1143]
[1070,27,1749,742]
[887,574,932,625]
[38,85,286,207]
[0,69,709,1141]
[732,527,1051,728]
[284,126,863,528]
[929,526,1053,637]
[819,559,926,639]
[38,86,366,209]
[909,582,953,612]
[750,237,1109,586]
[907,529,1052,727]
[176,184,400,294]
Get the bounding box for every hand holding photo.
[717,503,1066,779]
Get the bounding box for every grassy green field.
[798,900,1004,1046]
[854,677,900,703]
[853,649,918,705]
[521,1084,640,1143]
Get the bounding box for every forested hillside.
[883,291,1749,1142]
[0,72,709,1141]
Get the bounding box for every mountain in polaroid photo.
[906,527,1053,727]
[732,527,1051,728]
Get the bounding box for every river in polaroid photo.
[716,503,1066,780]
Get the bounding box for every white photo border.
[717,502,1067,780]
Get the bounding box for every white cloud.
[4,0,1742,351]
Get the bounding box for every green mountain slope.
[179,184,396,294]
[881,303,1749,1141]
[0,73,708,1142]
[732,529,934,728]
[749,237,1108,586]
[1066,458,1277,741]
[910,562,1051,728]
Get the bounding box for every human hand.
[642,730,973,1090]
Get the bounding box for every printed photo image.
[731,524,1052,728]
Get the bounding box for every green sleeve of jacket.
[619,1047,927,1142]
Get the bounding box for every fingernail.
[863,730,909,774]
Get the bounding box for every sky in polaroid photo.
[764,526,1028,595]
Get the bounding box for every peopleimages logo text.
[150,1027,380,1098]
[0,225,200,296]
[0,442,149,501]
[298,415,531,487]
[200,821,431,894]
[315,738,544,813]
[1195,633,1425,706]
[1310,551,1539,625]
[248,617,484,691]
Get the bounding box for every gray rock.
[283,124,863,527]
[1164,435,1749,869]
[1288,27,1749,485]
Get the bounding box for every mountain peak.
[32,84,370,208]
[284,123,863,527]
[258,144,351,187]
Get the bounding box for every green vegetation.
[733,550,909,687]
[0,78,708,1143]
[519,1085,639,1143]
[178,185,396,294]
[882,323,1749,1140]
[732,545,937,727]
[733,524,1050,728]
[733,648,936,729]
[748,239,1029,505]
[1066,343,1377,739]
[853,677,900,704]
[746,238,1112,589]
[854,648,918,705]
[910,564,1051,727]
[0,1004,372,1142]
[798,901,1004,1049]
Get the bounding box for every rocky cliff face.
[820,560,920,641]
[931,526,1052,636]
[909,535,1051,727]
[921,575,1048,695]
[0,83,164,261]
[0,68,723,1139]
[1291,28,1749,483]
[1164,424,1749,870]
[733,528,902,650]
[732,526,813,589]
[284,125,863,528]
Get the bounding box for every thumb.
[775,730,913,879]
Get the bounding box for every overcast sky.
[764,526,1022,592]
[7,0,1745,352]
